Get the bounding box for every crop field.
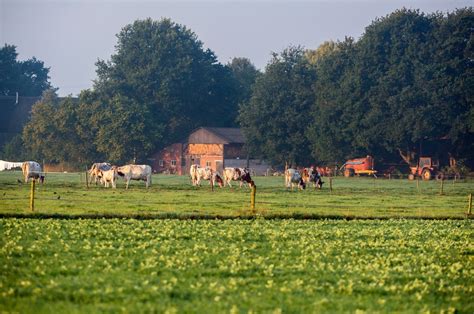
[1,219,473,313]
[1,171,473,312]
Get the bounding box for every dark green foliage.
[227,57,260,107]
[93,18,240,153]
[239,47,316,166]
[305,8,473,165]
[22,90,89,165]
[0,44,52,96]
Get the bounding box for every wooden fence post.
[250,185,256,210]
[30,179,35,211]
[468,193,472,216]
[85,166,89,189]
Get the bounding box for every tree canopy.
[239,47,316,166]
[0,44,52,96]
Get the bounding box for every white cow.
[190,164,223,188]
[100,166,118,188]
[222,167,254,188]
[285,168,306,190]
[88,162,112,185]
[21,161,43,183]
[116,164,152,189]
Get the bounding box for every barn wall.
[151,143,184,174]
[187,143,224,173]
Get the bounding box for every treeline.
[240,8,473,166]
[1,8,473,169]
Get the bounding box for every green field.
[1,171,473,312]
[1,219,472,313]
[0,171,473,218]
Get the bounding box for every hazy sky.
[1,0,471,96]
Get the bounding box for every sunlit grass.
[0,171,472,218]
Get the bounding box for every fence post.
[250,185,256,210]
[30,179,35,211]
[329,177,333,193]
[468,193,472,216]
[85,166,89,189]
[416,177,420,193]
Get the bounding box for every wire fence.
[0,170,473,219]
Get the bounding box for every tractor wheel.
[421,169,432,181]
[344,168,354,177]
[408,174,415,181]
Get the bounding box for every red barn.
[151,127,269,175]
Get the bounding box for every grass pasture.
[0,171,473,312]
[0,171,473,218]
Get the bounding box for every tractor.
[407,156,440,181]
[341,155,378,177]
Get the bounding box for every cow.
[285,168,306,190]
[100,166,118,188]
[222,167,255,188]
[308,166,324,189]
[116,164,152,189]
[21,161,43,183]
[189,165,224,188]
[88,162,111,185]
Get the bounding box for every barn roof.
[188,127,245,144]
[205,127,245,143]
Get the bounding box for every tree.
[227,57,260,107]
[22,90,89,165]
[306,38,360,163]
[0,44,52,96]
[92,18,240,160]
[239,47,316,166]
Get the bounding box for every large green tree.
[239,47,316,166]
[91,18,240,162]
[306,8,473,165]
[0,44,52,96]
[22,90,88,164]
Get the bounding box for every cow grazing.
[222,167,255,188]
[190,165,223,188]
[89,162,112,185]
[116,164,152,189]
[21,161,43,183]
[285,168,306,190]
[100,166,118,188]
[308,167,324,189]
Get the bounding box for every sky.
[1,0,472,96]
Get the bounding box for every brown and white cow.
[21,161,43,183]
[222,167,255,188]
[285,168,306,190]
[189,165,224,188]
[88,162,111,185]
[100,166,118,188]
[116,164,152,189]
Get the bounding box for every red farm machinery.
[341,155,378,177]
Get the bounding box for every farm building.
[150,127,270,175]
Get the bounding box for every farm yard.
[1,171,473,312]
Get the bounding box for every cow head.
[214,174,224,188]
